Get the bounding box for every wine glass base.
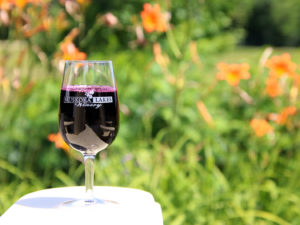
[60,198,118,208]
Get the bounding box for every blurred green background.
[1,0,300,224]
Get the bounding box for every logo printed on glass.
[64,90,113,109]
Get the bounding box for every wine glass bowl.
[59,60,119,206]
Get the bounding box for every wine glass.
[59,60,119,206]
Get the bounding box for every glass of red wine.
[59,60,119,207]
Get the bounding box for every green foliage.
[1,1,300,225]
[2,40,300,224]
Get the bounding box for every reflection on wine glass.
[59,60,119,206]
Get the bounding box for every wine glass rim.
[65,60,112,64]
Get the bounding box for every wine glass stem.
[84,155,95,204]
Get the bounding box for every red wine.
[59,85,119,155]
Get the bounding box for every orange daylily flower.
[76,0,90,6]
[59,40,87,60]
[3,0,43,9]
[0,0,13,10]
[0,0,42,10]
[48,132,70,152]
[140,3,168,33]
[250,118,273,137]
[265,53,297,78]
[12,0,27,8]
[217,62,250,86]
[276,106,297,125]
[265,76,283,98]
